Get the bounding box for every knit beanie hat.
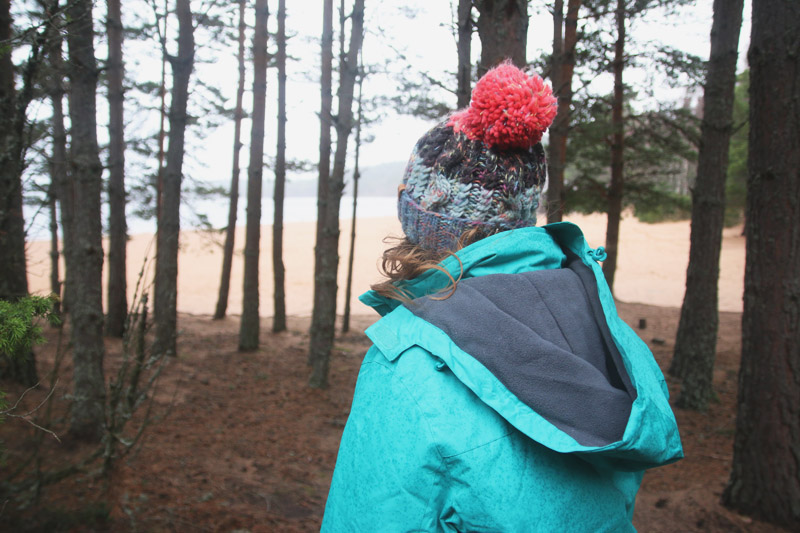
[398,63,558,252]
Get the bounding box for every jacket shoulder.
[386,343,516,458]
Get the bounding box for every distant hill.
[344,161,407,197]
[263,161,406,198]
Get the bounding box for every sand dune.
[25,212,745,317]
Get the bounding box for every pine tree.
[45,1,71,316]
[456,0,472,109]
[722,0,800,527]
[153,0,195,357]
[546,0,582,223]
[105,0,128,337]
[342,53,364,334]
[602,0,626,291]
[238,0,269,350]
[474,0,527,74]
[670,0,744,409]
[0,0,37,385]
[272,0,288,333]
[214,0,247,321]
[309,0,365,388]
[65,0,106,440]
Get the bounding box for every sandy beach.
[25,211,745,317]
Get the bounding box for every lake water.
[25,195,399,241]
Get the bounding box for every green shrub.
[0,295,60,356]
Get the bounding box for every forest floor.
[0,303,790,532]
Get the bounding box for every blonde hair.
[370,226,500,303]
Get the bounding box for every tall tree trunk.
[215,0,247,320]
[602,0,625,292]
[153,0,194,357]
[46,2,73,315]
[670,0,743,409]
[106,0,127,337]
[309,0,334,365]
[238,0,269,351]
[65,0,106,441]
[0,0,37,385]
[272,0,287,333]
[0,0,27,303]
[722,0,800,528]
[309,0,365,388]
[342,56,363,334]
[474,0,527,75]
[456,0,472,109]
[546,0,581,223]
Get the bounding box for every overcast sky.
[217,0,753,182]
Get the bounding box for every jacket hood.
[360,223,683,471]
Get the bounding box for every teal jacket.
[322,223,683,532]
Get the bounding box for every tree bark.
[546,0,581,223]
[722,0,800,528]
[214,0,246,321]
[272,0,287,333]
[342,58,363,334]
[309,0,334,366]
[153,0,194,357]
[65,0,106,441]
[309,0,365,388]
[0,0,27,303]
[474,0,527,75]
[670,0,743,410]
[238,0,269,351]
[0,0,37,385]
[602,0,625,292]
[46,4,73,316]
[106,0,127,337]
[456,0,472,109]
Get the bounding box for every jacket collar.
[359,223,591,317]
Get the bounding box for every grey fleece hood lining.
[406,249,636,448]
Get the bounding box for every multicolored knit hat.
[399,63,558,252]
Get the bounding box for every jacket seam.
[442,431,513,459]
[360,358,391,372]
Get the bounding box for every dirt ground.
[0,303,790,532]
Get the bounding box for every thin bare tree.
[308,0,334,365]
[106,0,128,337]
[601,0,626,291]
[45,1,70,316]
[309,0,365,388]
[152,0,195,357]
[546,0,581,223]
[214,0,247,320]
[342,52,364,334]
[456,0,472,109]
[154,0,169,222]
[272,0,288,332]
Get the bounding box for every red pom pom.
[449,63,557,150]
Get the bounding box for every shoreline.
[25,213,745,317]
